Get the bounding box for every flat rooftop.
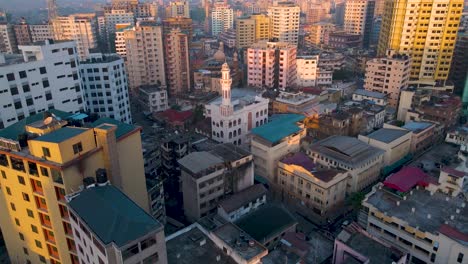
[178,151,224,174]
[353,89,386,99]
[166,225,237,264]
[218,184,267,213]
[402,121,433,133]
[68,185,162,247]
[251,114,305,144]
[210,143,251,162]
[34,127,88,143]
[90,117,138,139]
[365,128,410,144]
[366,187,468,242]
[235,205,297,244]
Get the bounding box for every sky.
[0,0,107,13]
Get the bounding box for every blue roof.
[251,114,305,144]
[402,121,433,133]
[68,185,162,247]
[91,118,137,139]
[34,127,88,143]
[367,128,410,143]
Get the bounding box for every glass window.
[42,147,51,158]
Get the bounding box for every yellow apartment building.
[0,110,149,264]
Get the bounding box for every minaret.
[220,62,233,116]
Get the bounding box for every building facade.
[268,2,300,45]
[0,23,17,54]
[167,0,190,18]
[344,0,375,48]
[138,85,169,113]
[30,24,54,43]
[164,28,190,95]
[211,3,234,36]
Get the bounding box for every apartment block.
[79,53,132,124]
[68,184,167,264]
[124,21,166,92]
[378,0,464,85]
[235,14,271,49]
[344,0,375,48]
[114,24,133,57]
[268,1,300,45]
[0,111,149,264]
[104,9,135,51]
[363,50,410,107]
[30,24,54,43]
[162,17,193,42]
[352,89,387,106]
[178,143,254,222]
[0,40,85,129]
[0,23,18,54]
[217,184,267,222]
[167,0,190,18]
[306,22,335,46]
[138,85,169,113]
[211,3,234,36]
[164,28,190,95]
[247,41,297,90]
[13,20,32,46]
[52,14,98,60]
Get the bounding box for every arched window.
[256,121,259,127]
[233,130,237,137]
[238,128,241,135]
[220,131,224,138]
[229,132,232,139]
[238,139,241,145]
[238,118,241,124]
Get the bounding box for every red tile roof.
[439,224,468,243]
[442,167,467,178]
[156,109,193,123]
[383,166,437,192]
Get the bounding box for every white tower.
[220,62,233,116]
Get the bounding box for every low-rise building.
[178,143,254,222]
[446,126,468,146]
[218,184,267,222]
[311,109,366,140]
[68,184,167,264]
[352,89,387,106]
[401,121,436,154]
[327,31,362,49]
[138,85,169,113]
[272,91,319,114]
[307,136,385,192]
[250,114,306,186]
[278,152,349,217]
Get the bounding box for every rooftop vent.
[83,177,95,189]
[95,168,108,186]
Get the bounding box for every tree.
[192,104,205,124]
[347,192,366,211]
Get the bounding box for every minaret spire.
[220,62,233,116]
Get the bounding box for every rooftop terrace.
[34,127,87,143]
[251,114,305,144]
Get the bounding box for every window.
[42,80,49,88]
[27,209,34,218]
[72,142,83,154]
[18,175,25,185]
[23,247,28,255]
[19,71,27,79]
[141,237,157,250]
[458,253,464,263]
[42,147,51,158]
[10,202,16,211]
[7,73,15,81]
[19,233,24,240]
[40,167,49,177]
[122,244,139,260]
[38,255,46,263]
[35,240,42,249]
[22,192,30,201]
[10,86,18,95]
[1,170,5,178]
[31,225,38,233]
[5,186,11,195]
[15,218,20,226]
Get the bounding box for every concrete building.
[211,3,234,36]
[358,128,412,166]
[0,40,85,128]
[103,1,158,19]
[138,85,169,113]
[306,22,335,46]
[378,0,464,85]
[167,0,190,18]
[0,111,150,264]
[271,91,319,114]
[0,23,17,54]
[344,0,375,48]
[80,53,131,123]
[104,9,135,51]
[396,88,431,121]
[450,32,468,95]
[13,20,32,46]
[278,152,349,217]
[52,14,98,60]
[236,14,271,49]
[219,29,236,49]
[307,136,385,193]
[178,143,254,222]
[311,110,367,140]
[250,114,306,186]
[247,41,297,90]
[327,31,362,49]
[268,1,300,45]
[364,50,410,107]
[30,24,54,43]
[401,121,435,154]
[124,21,166,92]
[164,28,190,95]
[296,55,333,87]
[162,17,193,43]
[362,169,468,264]
[68,184,167,264]
[352,89,387,106]
[217,184,267,222]
[114,24,133,57]
[205,63,269,145]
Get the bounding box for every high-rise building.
[378,0,464,85]
[30,24,54,43]
[268,1,300,45]
[52,14,98,60]
[104,9,135,52]
[79,53,132,124]
[305,22,335,46]
[0,111,150,264]
[235,14,271,49]
[167,0,190,18]
[162,17,193,43]
[364,50,410,107]
[114,23,133,57]
[344,0,375,48]
[124,21,166,93]
[252,14,271,42]
[164,28,190,95]
[47,0,58,21]
[247,41,297,90]
[0,40,85,128]
[0,23,18,54]
[13,19,32,46]
[104,1,158,19]
[211,3,234,36]
[449,32,468,95]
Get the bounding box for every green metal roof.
[91,118,137,139]
[34,127,87,143]
[0,110,73,141]
[251,114,305,144]
[68,185,162,247]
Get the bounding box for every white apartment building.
[205,63,269,146]
[296,55,319,87]
[352,89,388,106]
[0,40,84,128]
[80,53,132,124]
[0,23,17,54]
[364,50,410,107]
[124,21,166,92]
[114,24,133,57]
[29,24,54,42]
[247,41,297,90]
[211,3,234,36]
[138,85,169,113]
[52,14,98,59]
[268,1,300,45]
[168,0,190,18]
[104,9,135,50]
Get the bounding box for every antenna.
[43,117,53,125]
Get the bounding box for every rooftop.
[281,152,316,172]
[402,121,434,133]
[34,127,87,143]
[210,143,251,162]
[218,184,267,213]
[383,166,437,193]
[251,114,305,144]
[235,205,297,243]
[178,151,224,174]
[68,185,162,247]
[91,117,137,139]
[366,186,468,242]
[166,225,237,264]
[155,109,193,123]
[308,136,385,168]
[365,128,410,144]
[353,89,386,99]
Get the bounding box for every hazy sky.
[0,0,107,13]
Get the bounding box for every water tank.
[83,177,95,188]
[95,168,108,185]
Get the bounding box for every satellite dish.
[43,117,53,125]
